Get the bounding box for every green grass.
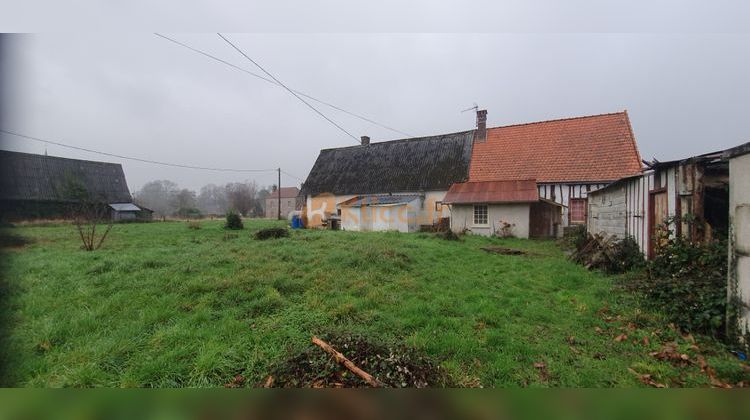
[1,220,747,387]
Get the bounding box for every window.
[473,204,488,225]
[569,198,587,224]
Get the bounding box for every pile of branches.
[254,227,290,240]
[570,233,643,274]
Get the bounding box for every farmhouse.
[301,131,474,232]
[0,150,146,221]
[265,186,301,219]
[587,149,730,258]
[459,111,643,237]
[302,110,643,235]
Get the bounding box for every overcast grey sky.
[1,4,749,192]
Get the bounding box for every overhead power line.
[280,169,305,183]
[154,33,413,138]
[0,129,277,173]
[216,33,360,144]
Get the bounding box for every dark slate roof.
[301,131,475,196]
[0,150,133,203]
[339,194,421,207]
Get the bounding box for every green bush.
[224,211,244,230]
[634,238,728,338]
[607,236,645,274]
[254,227,289,240]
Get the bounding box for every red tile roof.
[443,180,538,204]
[469,111,642,183]
[268,187,300,199]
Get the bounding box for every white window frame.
[473,204,489,226]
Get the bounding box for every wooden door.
[649,191,669,258]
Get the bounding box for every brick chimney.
[474,109,487,143]
[361,136,370,146]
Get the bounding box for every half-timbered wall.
[537,183,609,227]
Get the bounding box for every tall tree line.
[133,180,273,217]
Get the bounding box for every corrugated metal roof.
[109,203,141,211]
[339,194,421,207]
[301,131,474,196]
[443,180,539,204]
[0,150,132,203]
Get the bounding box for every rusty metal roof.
[443,180,539,204]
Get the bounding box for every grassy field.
[1,220,747,387]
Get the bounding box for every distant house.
[301,131,474,232]
[265,186,301,219]
[0,150,146,221]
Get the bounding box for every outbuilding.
[109,202,152,222]
[444,180,563,238]
[338,194,421,232]
[587,150,729,258]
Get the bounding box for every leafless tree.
[225,181,259,216]
[60,176,113,251]
[71,200,113,251]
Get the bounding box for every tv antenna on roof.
[461,103,479,113]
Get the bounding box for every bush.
[634,238,728,338]
[224,211,243,230]
[187,221,201,230]
[254,227,289,240]
[608,236,645,274]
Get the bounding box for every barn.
[0,150,144,221]
[586,149,729,258]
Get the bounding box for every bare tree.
[59,175,113,251]
[197,184,228,215]
[133,180,179,217]
[71,200,114,251]
[225,181,259,216]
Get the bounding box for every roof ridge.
[319,129,474,152]
[0,149,122,167]
[487,111,627,131]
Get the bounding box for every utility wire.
[217,33,360,144]
[280,169,305,183]
[0,129,277,173]
[154,33,413,138]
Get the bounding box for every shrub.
[254,227,289,240]
[224,211,243,230]
[608,236,645,274]
[187,221,201,230]
[436,230,460,241]
[634,238,728,338]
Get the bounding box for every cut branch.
[311,336,384,387]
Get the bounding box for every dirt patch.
[480,246,527,256]
[0,232,35,249]
[265,335,452,388]
[254,227,290,240]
